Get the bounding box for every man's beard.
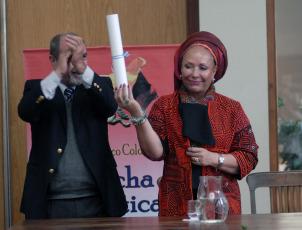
[68,74,82,86]
[68,68,82,86]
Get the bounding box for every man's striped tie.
[64,87,74,102]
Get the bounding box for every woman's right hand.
[114,83,144,117]
[115,83,164,158]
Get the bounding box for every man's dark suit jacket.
[18,73,127,219]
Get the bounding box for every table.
[9,213,302,230]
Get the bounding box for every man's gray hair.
[49,33,79,60]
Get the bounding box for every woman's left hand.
[186,147,218,167]
[186,147,240,175]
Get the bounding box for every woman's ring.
[124,100,129,104]
[193,157,199,163]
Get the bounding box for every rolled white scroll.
[106,14,128,88]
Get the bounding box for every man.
[18,33,127,219]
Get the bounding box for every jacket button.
[94,83,97,87]
[57,148,62,153]
[99,88,102,92]
[49,169,54,173]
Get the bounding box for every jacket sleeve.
[85,74,117,119]
[229,103,259,179]
[18,79,50,123]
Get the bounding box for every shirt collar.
[58,83,76,95]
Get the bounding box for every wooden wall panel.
[266,0,278,171]
[186,0,199,35]
[6,0,187,225]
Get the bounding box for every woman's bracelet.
[130,109,147,126]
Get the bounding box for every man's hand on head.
[54,47,72,79]
[65,35,87,74]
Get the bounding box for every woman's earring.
[180,74,183,79]
[213,78,216,82]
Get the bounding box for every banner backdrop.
[23,44,178,217]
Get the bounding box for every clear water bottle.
[196,176,229,223]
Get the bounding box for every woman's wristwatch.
[217,154,225,169]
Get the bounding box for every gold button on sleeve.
[49,169,54,173]
[57,148,62,154]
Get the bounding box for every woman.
[115,31,258,216]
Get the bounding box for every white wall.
[275,0,302,57]
[199,0,270,214]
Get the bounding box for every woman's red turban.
[174,31,228,88]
